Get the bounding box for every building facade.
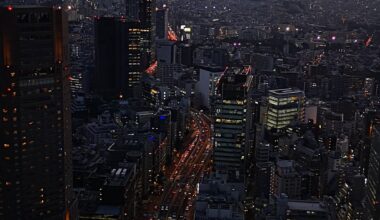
[266,88,305,129]
[94,17,141,99]
[212,68,253,173]
[195,66,225,110]
[365,127,380,219]
[0,6,73,219]
[156,7,168,40]
[126,0,155,68]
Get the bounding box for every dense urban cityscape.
[1,0,380,219]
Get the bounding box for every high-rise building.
[177,43,193,66]
[156,39,181,86]
[365,127,380,219]
[155,7,168,40]
[126,0,140,21]
[94,17,141,99]
[254,161,274,199]
[335,174,366,220]
[126,0,155,68]
[140,0,154,66]
[195,66,225,110]
[266,88,305,129]
[0,6,73,219]
[212,68,253,173]
[156,39,176,64]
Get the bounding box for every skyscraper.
[365,126,380,219]
[195,66,225,110]
[212,68,253,173]
[156,39,181,86]
[266,88,305,129]
[0,6,73,219]
[126,0,155,68]
[94,17,141,99]
[156,7,168,40]
[126,0,140,21]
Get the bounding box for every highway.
[145,110,212,220]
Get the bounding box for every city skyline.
[1,0,380,220]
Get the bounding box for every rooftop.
[287,201,327,212]
[106,164,136,187]
[269,88,304,96]
[277,160,294,168]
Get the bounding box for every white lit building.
[266,88,305,129]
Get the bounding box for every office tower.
[253,138,275,199]
[254,162,274,199]
[359,109,380,176]
[156,7,168,40]
[335,174,366,220]
[126,0,155,68]
[177,43,193,66]
[94,17,141,99]
[365,127,380,219]
[195,66,225,110]
[156,39,181,86]
[156,39,176,64]
[212,68,253,173]
[126,0,140,21]
[140,0,154,67]
[0,6,73,219]
[266,88,305,129]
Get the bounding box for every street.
[144,111,212,220]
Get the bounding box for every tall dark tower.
[126,0,155,68]
[365,126,380,219]
[0,6,73,219]
[142,0,155,66]
[94,17,141,99]
[126,0,140,21]
[156,7,168,40]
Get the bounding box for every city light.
[2,2,379,220]
[168,25,178,41]
[146,60,158,75]
[365,36,373,47]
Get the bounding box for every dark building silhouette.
[0,6,73,219]
[365,127,380,219]
[126,0,140,21]
[156,7,168,40]
[94,17,141,99]
[212,68,253,173]
[177,43,193,66]
[126,0,155,68]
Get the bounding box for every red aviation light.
[7,5,13,11]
